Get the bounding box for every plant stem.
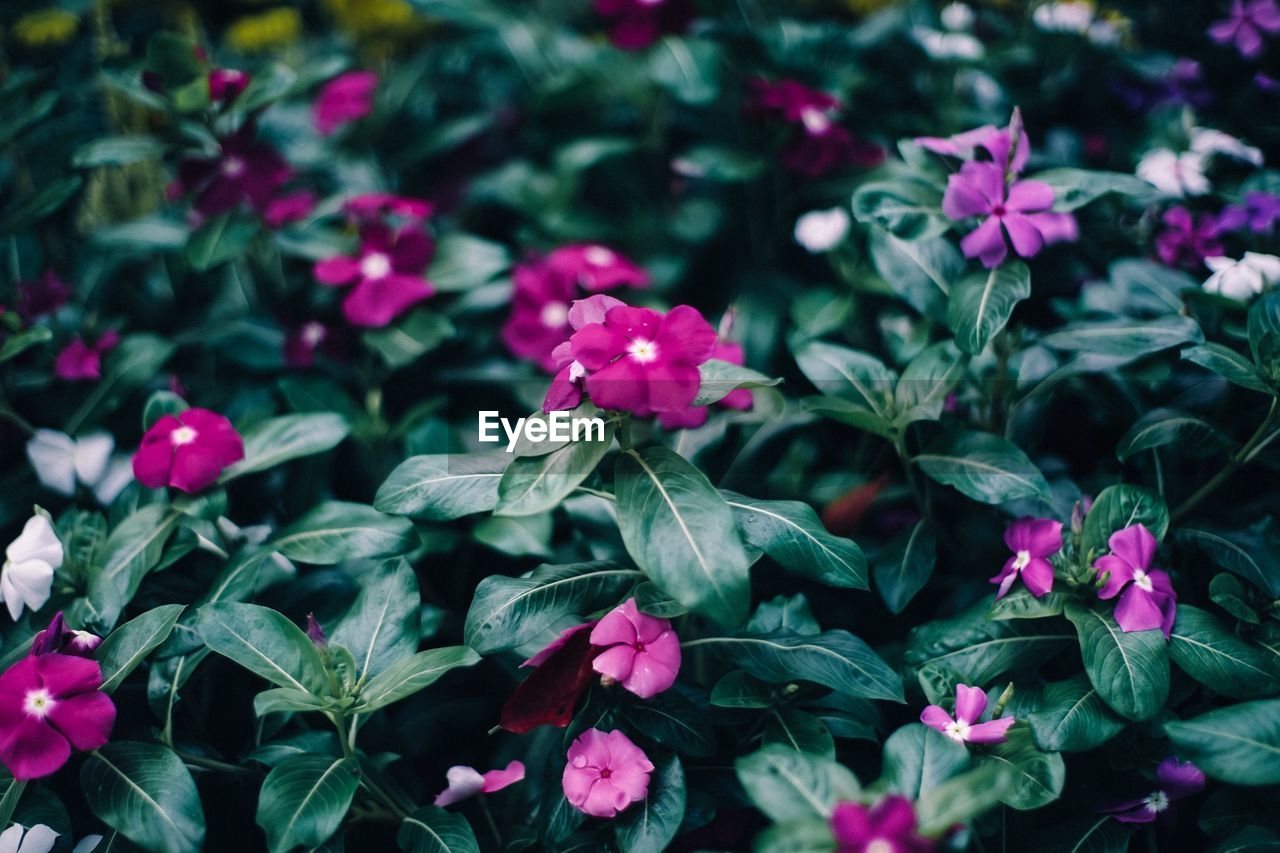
[0,401,34,436]
[176,750,257,776]
[1171,398,1279,522]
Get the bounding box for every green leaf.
[363,310,455,368]
[73,135,164,167]
[1169,604,1280,699]
[142,390,189,430]
[852,179,949,241]
[683,630,903,702]
[1183,343,1274,394]
[873,520,935,614]
[1250,291,1280,381]
[1027,673,1126,752]
[622,690,716,757]
[987,589,1069,621]
[905,603,1073,683]
[673,145,765,182]
[914,431,1050,504]
[427,233,509,292]
[0,175,81,233]
[463,561,641,654]
[692,359,781,406]
[792,340,896,417]
[0,326,51,362]
[398,806,481,852]
[86,505,181,629]
[866,228,957,317]
[616,754,685,853]
[1165,698,1280,785]
[1065,602,1169,721]
[723,491,867,589]
[355,646,480,712]
[198,602,329,694]
[1034,168,1158,210]
[332,558,420,682]
[977,727,1065,810]
[82,742,206,853]
[735,745,859,823]
[494,421,615,517]
[893,341,967,427]
[375,453,507,520]
[1081,483,1169,560]
[223,413,350,480]
[615,447,752,625]
[1040,315,1203,358]
[96,604,185,694]
[710,671,776,709]
[1178,522,1280,597]
[66,333,174,437]
[764,710,835,758]
[647,37,719,105]
[186,214,260,272]
[254,687,340,716]
[881,723,970,799]
[1036,816,1135,853]
[948,262,1031,355]
[256,755,359,853]
[272,502,416,564]
[1116,408,1232,462]
[751,819,837,853]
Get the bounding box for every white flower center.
[360,252,392,280]
[1133,569,1154,592]
[540,301,570,329]
[800,107,832,135]
[627,338,660,364]
[1012,549,1031,571]
[944,720,971,743]
[300,322,326,347]
[866,841,894,853]
[568,360,587,382]
[1144,790,1170,813]
[23,688,55,719]
[220,156,245,178]
[170,426,199,446]
[584,246,617,266]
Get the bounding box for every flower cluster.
[747,78,882,177]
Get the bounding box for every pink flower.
[545,244,650,293]
[434,760,525,807]
[562,728,653,818]
[990,516,1061,599]
[657,339,754,430]
[31,613,101,658]
[0,653,115,780]
[593,0,693,50]
[132,408,245,493]
[1210,0,1280,58]
[208,68,250,105]
[344,193,433,223]
[916,121,1030,176]
[172,123,291,218]
[263,191,316,230]
[1094,524,1177,637]
[314,223,435,327]
[15,271,69,322]
[1155,206,1225,270]
[747,78,842,123]
[54,331,119,382]
[942,161,1078,268]
[920,683,1015,745]
[542,295,627,412]
[589,599,680,699]
[830,795,935,853]
[746,79,880,177]
[314,71,379,135]
[1100,757,1204,823]
[283,321,332,368]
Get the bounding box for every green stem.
[1171,398,1279,522]
[0,402,34,436]
[573,485,616,501]
[176,750,257,776]
[478,794,503,847]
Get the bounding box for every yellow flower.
[225,7,302,53]
[323,0,424,39]
[13,9,79,48]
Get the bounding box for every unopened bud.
[306,613,328,648]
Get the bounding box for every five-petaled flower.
[1209,0,1280,58]
[1100,757,1204,823]
[132,408,245,493]
[942,161,1078,268]
[590,598,681,698]
[1155,206,1225,270]
[1,516,61,622]
[830,795,935,853]
[314,70,379,135]
[434,760,525,807]
[990,516,1062,599]
[314,222,436,327]
[746,78,881,177]
[171,123,292,218]
[0,652,115,780]
[1094,523,1177,636]
[54,331,119,382]
[920,683,1015,745]
[562,728,654,818]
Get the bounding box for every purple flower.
[1100,757,1204,823]
[921,683,1016,745]
[991,516,1062,600]
[1210,0,1280,58]
[657,339,754,430]
[1155,206,1225,270]
[562,728,653,818]
[172,124,291,218]
[942,162,1078,268]
[31,613,101,658]
[208,68,250,105]
[314,223,435,328]
[830,795,935,853]
[0,653,115,780]
[314,71,378,135]
[1219,191,1280,234]
[746,78,881,178]
[54,331,119,382]
[283,321,332,369]
[15,271,69,322]
[262,191,316,230]
[593,0,693,51]
[1094,524,1177,637]
[916,121,1030,176]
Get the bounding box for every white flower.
[794,208,851,253]
[1033,1,1095,33]
[1190,128,1264,167]
[1,515,62,621]
[25,429,131,505]
[940,2,975,31]
[1203,253,1280,300]
[0,824,59,853]
[1086,19,1122,45]
[1136,148,1210,197]
[913,26,985,60]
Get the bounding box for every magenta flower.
[920,683,1015,745]
[314,71,379,135]
[657,339,754,430]
[502,258,582,372]
[1155,206,1225,269]
[830,795,935,853]
[990,516,1062,600]
[172,124,291,218]
[314,223,435,327]
[562,728,654,818]
[283,321,332,369]
[1100,757,1204,823]
[942,161,1078,268]
[747,78,842,123]
[542,295,627,412]
[545,244,650,293]
[1210,0,1280,58]
[31,613,101,658]
[263,191,316,230]
[54,331,119,382]
[1094,524,1177,636]
[15,271,69,322]
[593,0,693,51]
[0,653,115,780]
[434,760,525,807]
[746,78,882,178]
[589,598,681,699]
[916,121,1030,175]
[132,408,245,493]
[208,68,250,105]
[344,193,433,223]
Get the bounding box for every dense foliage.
[1,0,1279,851]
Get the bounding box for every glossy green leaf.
[272,501,416,564]
[881,723,970,799]
[96,604,185,694]
[256,755,359,853]
[198,602,329,695]
[735,745,860,823]
[1065,602,1169,721]
[375,453,507,520]
[1027,673,1126,752]
[1165,698,1280,785]
[82,743,206,853]
[724,491,867,589]
[223,413,350,480]
[948,262,1031,355]
[1169,604,1280,699]
[914,431,1050,504]
[873,520,935,614]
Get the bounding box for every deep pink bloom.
[657,339,754,430]
[15,271,69,321]
[747,78,842,123]
[283,320,333,368]
[54,330,119,382]
[830,795,935,853]
[589,599,681,698]
[314,223,435,327]
[0,653,115,780]
[545,244,650,293]
[1155,206,1225,269]
[344,193,433,223]
[314,71,379,135]
[172,124,291,218]
[1218,191,1280,234]
[942,161,1079,268]
[990,516,1062,599]
[747,79,881,177]
[263,191,316,230]
[434,760,525,807]
[562,728,653,818]
[1210,0,1280,58]
[31,613,100,658]
[132,408,245,493]
[916,121,1030,175]
[920,683,1015,745]
[541,295,629,412]
[208,68,250,104]
[1095,524,1177,637]
[1100,757,1204,823]
[593,0,693,50]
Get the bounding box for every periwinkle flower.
[561,728,653,818]
[942,161,1078,268]
[1,516,61,622]
[1209,0,1280,58]
[434,760,525,807]
[172,123,291,218]
[593,0,693,51]
[132,408,245,494]
[314,70,378,135]
[830,795,935,852]
[589,598,681,698]
[1094,524,1177,636]
[990,516,1062,599]
[313,222,435,327]
[0,653,115,780]
[54,331,119,382]
[920,683,1015,745]
[31,613,101,658]
[1155,206,1224,270]
[1202,252,1280,300]
[1100,757,1204,823]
